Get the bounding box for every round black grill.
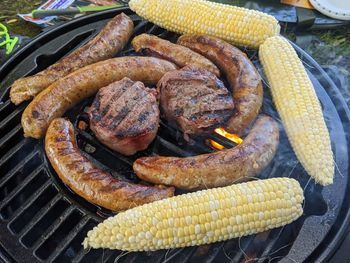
[0,7,349,263]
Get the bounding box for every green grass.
[307,27,350,68]
[304,27,350,87]
[0,0,41,37]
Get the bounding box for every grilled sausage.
[45,118,174,211]
[133,115,279,190]
[21,56,177,139]
[132,34,220,76]
[177,35,263,134]
[10,13,133,105]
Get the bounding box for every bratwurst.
[45,118,174,211]
[132,34,219,76]
[10,13,133,105]
[133,115,279,190]
[21,56,177,139]
[177,35,263,134]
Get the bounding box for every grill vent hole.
[20,199,70,248]
[34,210,83,260]
[52,219,98,263]
[0,153,41,201]
[0,169,48,220]
[9,186,58,234]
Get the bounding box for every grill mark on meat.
[138,111,150,123]
[115,94,158,137]
[109,91,147,130]
[181,94,233,118]
[99,84,130,116]
[159,66,234,135]
[88,78,159,155]
[189,109,234,123]
[90,79,135,123]
[109,106,130,130]
[95,82,143,130]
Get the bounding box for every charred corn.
[129,0,280,49]
[83,178,304,251]
[259,36,334,185]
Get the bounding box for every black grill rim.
[0,6,349,263]
[290,43,350,262]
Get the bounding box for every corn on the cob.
[129,0,280,49]
[83,178,303,251]
[259,36,334,186]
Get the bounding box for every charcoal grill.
[0,7,350,263]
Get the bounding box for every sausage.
[45,118,174,211]
[132,34,220,76]
[10,13,134,105]
[21,56,177,139]
[133,115,279,190]
[177,35,263,134]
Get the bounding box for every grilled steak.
[158,66,234,135]
[88,77,159,155]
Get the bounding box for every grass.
[0,0,41,37]
[307,27,350,68]
[305,27,350,87]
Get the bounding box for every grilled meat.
[21,56,177,139]
[88,78,159,155]
[134,115,279,190]
[132,34,220,76]
[10,13,134,105]
[158,66,234,135]
[45,118,174,211]
[178,35,263,134]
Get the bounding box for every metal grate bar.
[32,205,75,251]
[0,165,46,210]
[256,228,285,263]
[18,192,61,238]
[72,248,87,263]
[147,251,168,263]
[48,216,90,262]
[0,149,39,187]
[0,124,23,150]
[0,99,11,110]
[132,20,149,35]
[0,172,50,221]
[72,247,98,263]
[0,104,24,130]
[8,184,58,234]
[155,136,190,157]
[228,235,258,262]
[121,252,140,263]
[77,129,134,166]
[96,250,119,263]
[208,133,236,149]
[201,243,226,263]
[0,99,15,116]
[160,247,197,263]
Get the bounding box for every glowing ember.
[210,127,243,150]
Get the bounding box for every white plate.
[310,0,350,20]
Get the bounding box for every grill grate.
[0,7,350,263]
